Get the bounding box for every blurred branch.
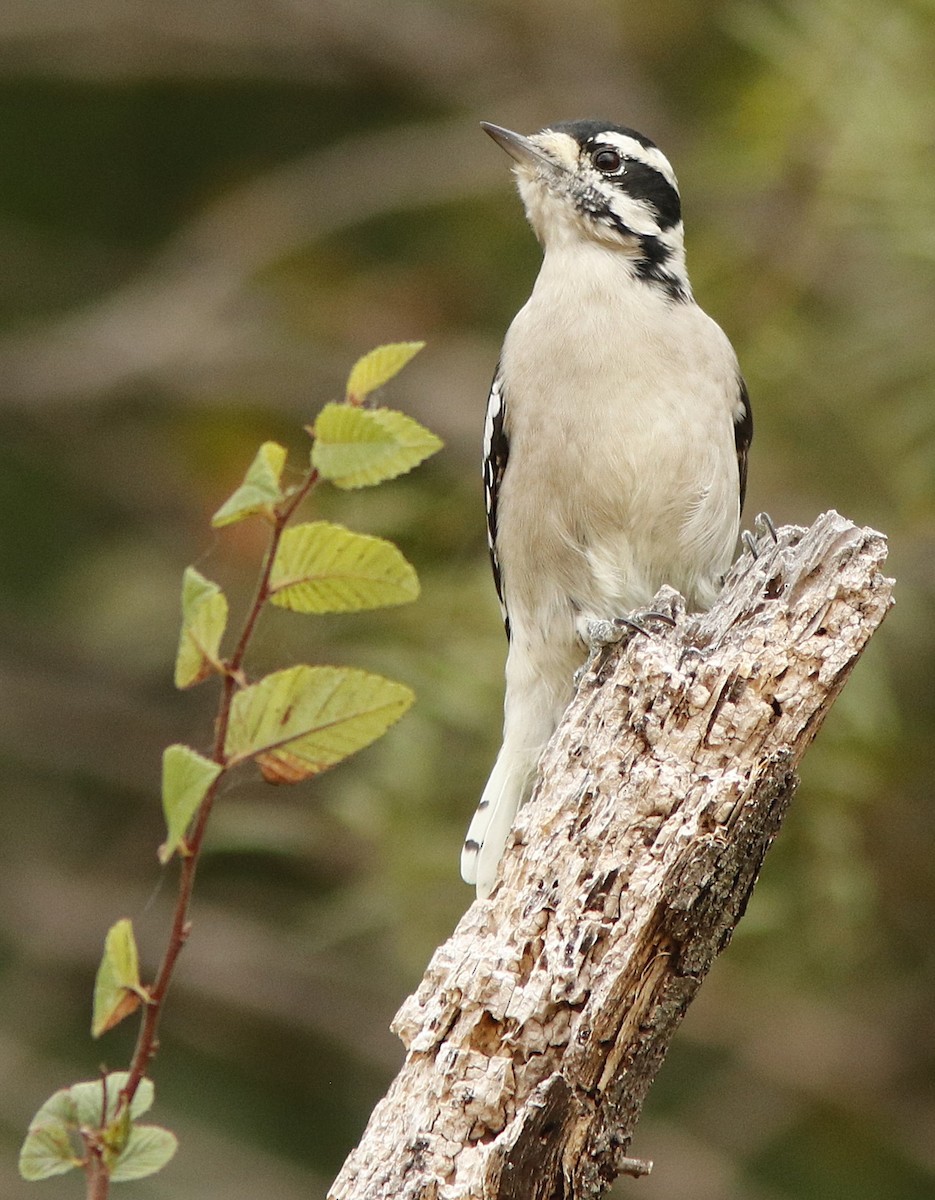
[329,511,893,1199]
[0,81,653,419]
[0,10,661,418]
[0,117,501,409]
[1,855,403,1071]
[0,0,509,86]
[0,654,180,791]
[0,0,632,96]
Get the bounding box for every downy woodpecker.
[461,120,752,898]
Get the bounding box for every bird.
[460,119,752,899]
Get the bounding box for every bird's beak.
[481,122,554,172]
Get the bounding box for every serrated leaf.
[92,919,146,1039]
[174,567,229,689]
[109,1124,178,1182]
[211,441,288,528]
[19,1075,155,1181]
[311,404,442,489]
[268,521,419,614]
[158,744,223,864]
[225,664,414,783]
[345,341,424,402]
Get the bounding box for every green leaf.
[174,566,228,689]
[311,404,442,489]
[92,919,147,1039]
[102,1105,132,1160]
[268,521,419,614]
[158,744,223,864]
[109,1124,178,1182]
[69,1074,155,1125]
[19,1119,78,1181]
[211,440,288,528]
[225,664,414,784]
[19,1075,156,1181]
[345,341,424,402]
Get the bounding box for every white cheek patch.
[599,190,663,237]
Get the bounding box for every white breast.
[496,241,741,626]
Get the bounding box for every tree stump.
[329,511,893,1200]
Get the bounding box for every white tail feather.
[460,744,534,899]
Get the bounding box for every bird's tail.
[460,742,536,899]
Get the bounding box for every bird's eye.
[592,148,622,173]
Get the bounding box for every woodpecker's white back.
[462,120,752,898]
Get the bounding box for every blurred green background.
[1,1,932,1196]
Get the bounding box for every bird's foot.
[741,511,779,560]
[576,603,679,685]
[586,609,677,649]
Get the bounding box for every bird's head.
[482,119,689,299]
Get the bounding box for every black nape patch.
[636,235,688,302]
[637,234,672,271]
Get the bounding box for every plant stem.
[227,471,319,678]
[84,1143,109,1200]
[118,467,318,1113]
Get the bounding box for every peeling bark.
[329,512,893,1200]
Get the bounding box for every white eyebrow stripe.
[599,133,679,190]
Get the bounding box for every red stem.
[85,1147,110,1200]
[118,469,319,1113]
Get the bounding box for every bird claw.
[756,511,778,542]
[576,623,619,687]
[585,607,677,651]
[614,609,677,636]
[577,596,682,685]
[742,511,778,560]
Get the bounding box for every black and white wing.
[482,368,511,638]
[734,377,753,514]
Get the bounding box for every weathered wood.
[329,511,893,1200]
